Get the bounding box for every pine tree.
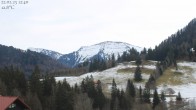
[110,79,117,110]
[93,80,105,110]
[111,79,117,98]
[89,61,94,72]
[176,92,182,101]
[139,86,142,98]
[161,91,166,101]
[152,89,160,109]
[56,80,74,110]
[81,80,87,93]
[119,90,128,110]
[126,79,136,98]
[30,65,42,97]
[111,54,116,67]
[74,83,80,94]
[134,66,142,82]
[14,68,27,96]
[148,74,155,82]
[0,79,7,95]
[26,93,43,110]
[135,56,142,66]
[86,75,96,99]
[42,74,55,97]
[143,88,150,103]
[117,53,122,63]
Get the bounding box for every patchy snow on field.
[144,65,156,70]
[158,61,196,99]
[55,61,154,92]
[178,61,196,79]
[55,61,196,100]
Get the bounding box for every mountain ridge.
[0,44,66,76]
[29,41,143,67]
[28,47,63,59]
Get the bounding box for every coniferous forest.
[0,65,168,110]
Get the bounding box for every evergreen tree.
[139,86,142,99]
[16,69,27,96]
[100,60,107,71]
[26,93,43,110]
[121,51,128,62]
[0,79,7,95]
[89,61,94,72]
[93,80,106,110]
[118,90,128,110]
[30,65,42,97]
[161,91,166,101]
[126,79,136,98]
[117,53,122,63]
[111,54,116,67]
[135,56,142,66]
[56,80,74,110]
[152,89,160,109]
[148,74,155,82]
[141,47,147,54]
[81,80,87,93]
[111,78,117,98]
[42,74,55,97]
[110,79,117,110]
[74,83,80,94]
[134,66,142,82]
[176,92,182,101]
[86,75,96,99]
[143,88,150,103]
[146,48,154,60]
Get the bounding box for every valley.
[1,18,196,110]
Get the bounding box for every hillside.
[28,47,63,59]
[0,44,66,76]
[56,60,196,100]
[147,18,196,62]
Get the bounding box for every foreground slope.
[56,61,196,99]
[56,61,156,93]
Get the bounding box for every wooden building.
[0,96,31,110]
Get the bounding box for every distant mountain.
[0,45,66,76]
[26,41,143,67]
[28,48,63,59]
[58,41,143,67]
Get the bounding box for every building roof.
[0,96,31,110]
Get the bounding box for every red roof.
[0,96,31,110]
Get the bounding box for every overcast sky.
[0,0,196,54]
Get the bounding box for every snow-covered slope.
[28,48,63,59]
[56,61,196,102]
[59,41,143,67]
[55,61,155,92]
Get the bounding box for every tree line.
[0,65,185,110]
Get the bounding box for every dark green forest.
[0,65,175,110]
[146,18,196,62]
[0,45,66,76]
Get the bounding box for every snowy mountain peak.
[77,41,142,59]
[59,41,143,67]
[27,41,143,67]
[28,47,63,59]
